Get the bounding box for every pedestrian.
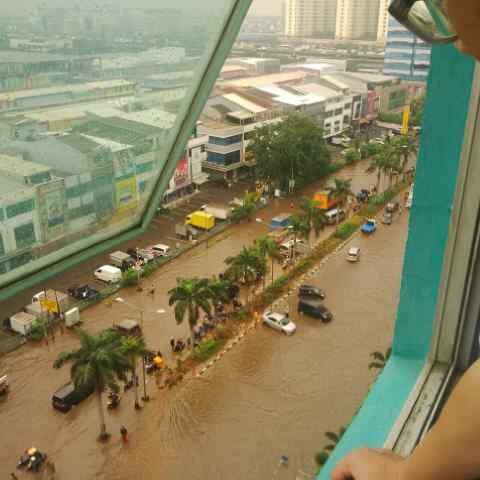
[170,337,175,351]
[399,205,403,216]
[290,201,294,209]
[120,425,128,443]
[10,473,18,480]
[149,285,155,295]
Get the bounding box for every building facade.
[383,18,431,81]
[335,0,381,41]
[284,0,338,39]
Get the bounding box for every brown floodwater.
[0,161,410,479]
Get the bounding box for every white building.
[284,0,338,39]
[335,0,383,41]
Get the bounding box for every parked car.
[325,208,346,225]
[262,311,296,335]
[356,189,370,203]
[94,265,122,283]
[385,202,399,213]
[361,219,377,234]
[114,319,142,337]
[126,248,155,264]
[347,246,361,262]
[67,284,100,301]
[52,381,94,412]
[150,244,171,257]
[279,239,306,257]
[382,212,393,225]
[298,284,326,300]
[298,298,333,323]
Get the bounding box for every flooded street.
[0,160,409,479]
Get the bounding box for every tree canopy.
[249,113,331,192]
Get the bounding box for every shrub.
[193,338,225,362]
[142,263,156,278]
[334,222,358,240]
[27,319,46,342]
[121,268,139,287]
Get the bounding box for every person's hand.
[331,447,405,480]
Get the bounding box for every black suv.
[298,298,333,323]
[52,381,94,412]
[298,284,326,300]
[68,284,100,301]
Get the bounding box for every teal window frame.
[319,45,476,478]
[14,222,36,250]
[0,0,253,300]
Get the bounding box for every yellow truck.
[185,211,215,230]
[313,191,338,210]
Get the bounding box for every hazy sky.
[249,0,282,16]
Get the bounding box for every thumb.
[331,455,355,480]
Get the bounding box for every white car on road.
[262,311,297,335]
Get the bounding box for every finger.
[331,455,355,480]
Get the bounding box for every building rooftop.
[294,83,342,100]
[221,65,248,73]
[0,153,51,176]
[255,85,322,107]
[0,79,135,103]
[342,72,398,84]
[222,93,266,114]
[0,51,98,64]
[222,71,308,88]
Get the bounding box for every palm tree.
[225,246,267,302]
[328,178,354,220]
[255,235,282,285]
[395,134,418,180]
[168,278,212,337]
[208,276,232,307]
[119,335,148,410]
[54,328,130,441]
[288,215,310,261]
[299,197,327,240]
[369,347,392,371]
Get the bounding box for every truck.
[201,204,232,221]
[185,211,215,231]
[175,224,199,240]
[361,218,377,234]
[9,311,36,335]
[313,191,338,210]
[29,289,70,315]
[269,213,292,229]
[109,251,135,271]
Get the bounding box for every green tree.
[288,215,311,261]
[168,278,212,335]
[394,133,418,180]
[230,191,259,223]
[250,113,331,192]
[225,246,267,302]
[208,276,232,307]
[255,235,282,285]
[328,178,354,219]
[368,347,392,371]
[299,197,327,239]
[54,329,130,441]
[343,147,361,165]
[119,335,148,410]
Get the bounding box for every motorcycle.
[17,448,47,472]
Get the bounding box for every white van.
[325,208,346,225]
[346,246,361,262]
[94,265,122,283]
[150,244,170,257]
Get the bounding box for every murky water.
[0,161,410,479]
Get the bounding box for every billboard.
[173,156,189,188]
[115,177,138,213]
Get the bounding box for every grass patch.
[193,338,225,362]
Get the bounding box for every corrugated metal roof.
[222,93,266,113]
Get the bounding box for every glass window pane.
[0,0,239,289]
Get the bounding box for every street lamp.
[114,297,165,402]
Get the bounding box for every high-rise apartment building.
[284,0,338,39]
[335,0,381,41]
[285,0,389,42]
[383,17,431,81]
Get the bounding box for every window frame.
[319,45,477,477]
[0,0,253,302]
